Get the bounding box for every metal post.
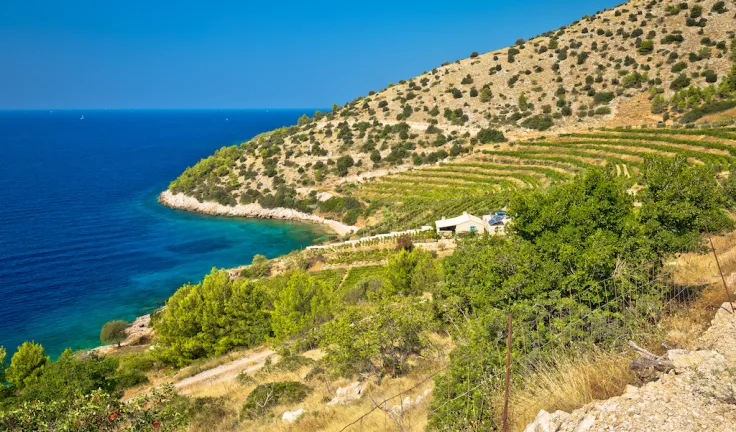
[502,313,513,432]
[705,225,735,313]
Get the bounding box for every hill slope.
[163,0,736,232]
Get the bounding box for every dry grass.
[179,334,452,432]
[659,228,736,349]
[506,349,636,431]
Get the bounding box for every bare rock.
[327,382,365,406]
[524,409,570,432]
[282,408,304,423]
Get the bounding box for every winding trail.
[174,348,275,395]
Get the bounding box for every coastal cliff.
[158,190,358,236]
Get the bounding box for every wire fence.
[335,259,716,432]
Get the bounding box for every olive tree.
[100,320,129,347]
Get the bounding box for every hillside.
[163,0,736,232]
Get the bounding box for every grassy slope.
[168,0,734,229]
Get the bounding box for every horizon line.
[0,107,330,111]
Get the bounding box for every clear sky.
[0,0,623,109]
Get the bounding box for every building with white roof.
[435,212,486,235]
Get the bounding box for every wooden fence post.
[502,313,513,432]
[705,225,735,313]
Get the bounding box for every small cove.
[0,109,323,357]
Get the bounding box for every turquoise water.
[0,109,323,358]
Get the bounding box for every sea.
[0,109,324,358]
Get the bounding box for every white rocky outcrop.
[327,382,365,406]
[159,190,357,236]
[282,408,305,423]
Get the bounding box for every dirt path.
[174,348,275,395]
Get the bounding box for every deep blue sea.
[0,109,323,358]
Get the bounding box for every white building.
[435,212,486,235]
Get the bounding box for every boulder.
[327,382,365,406]
[282,408,304,423]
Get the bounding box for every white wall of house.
[457,220,485,234]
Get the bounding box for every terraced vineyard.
[354,127,736,231]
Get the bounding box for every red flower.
[153,419,161,430]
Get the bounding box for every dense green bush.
[640,155,731,255]
[0,384,187,432]
[271,271,332,351]
[153,269,271,366]
[320,301,433,377]
[336,155,355,177]
[670,74,692,91]
[5,342,49,389]
[21,349,120,403]
[593,92,615,105]
[476,128,507,144]
[241,382,310,419]
[383,249,443,297]
[520,115,554,131]
[638,39,654,54]
[100,320,129,347]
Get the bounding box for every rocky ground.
[525,302,736,432]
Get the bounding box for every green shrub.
[638,40,654,54]
[5,342,49,389]
[671,62,687,73]
[622,72,648,88]
[0,384,187,432]
[670,74,691,91]
[336,155,355,177]
[271,271,332,350]
[241,382,310,419]
[320,301,433,377]
[521,115,554,131]
[662,34,685,44]
[651,95,667,114]
[703,70,718,83]
[21,349,119,403]
[116,354,155,389]
[712,1,727,14]
[476,128,507,144]
[593,92,615,105]
[100,320,129,347]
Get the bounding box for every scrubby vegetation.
[7,0,736,430]
[240,381,310,419]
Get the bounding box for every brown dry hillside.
[166,0,735,229]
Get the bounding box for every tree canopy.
[153,269,271,366]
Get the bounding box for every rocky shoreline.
[158,190,358,236]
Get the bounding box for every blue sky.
[0,0,622,109]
